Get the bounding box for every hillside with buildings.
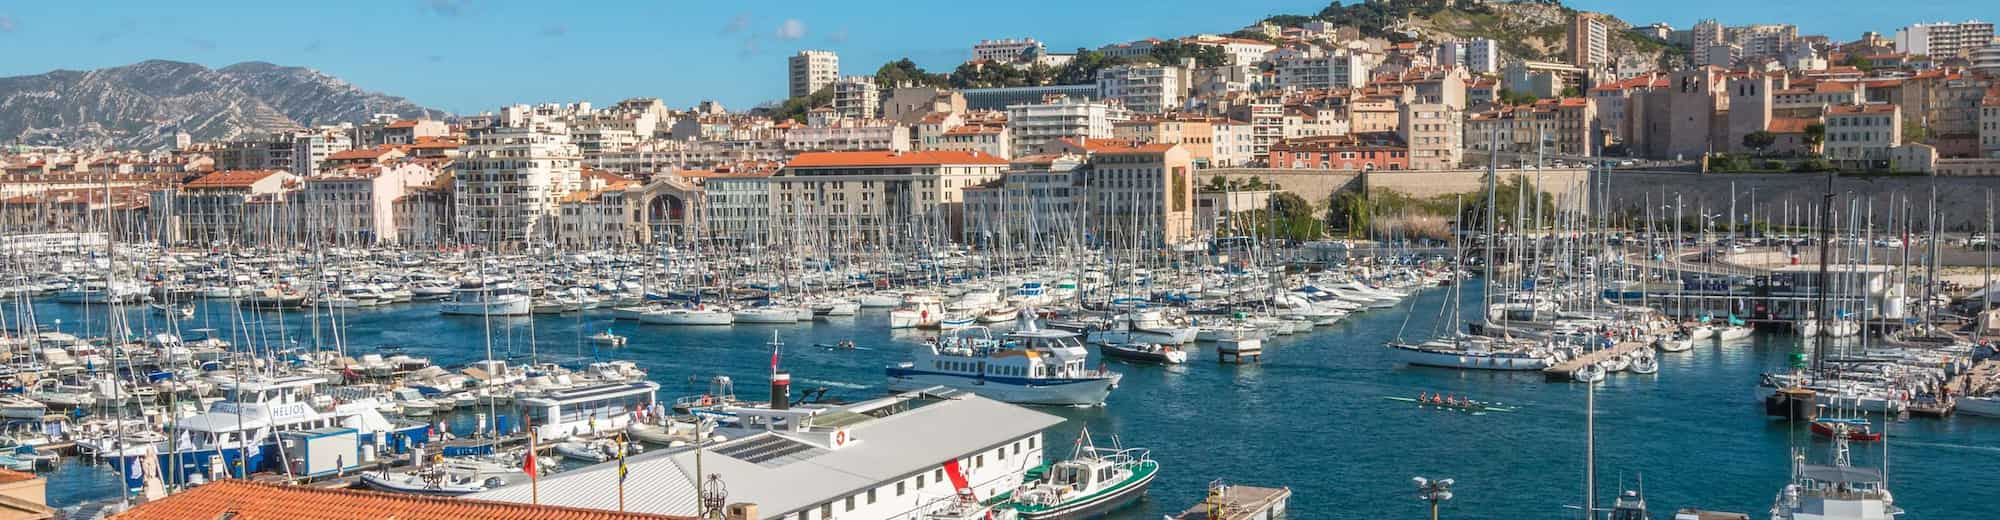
[0,60,444,149]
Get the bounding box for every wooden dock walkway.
[1544,341,1652,381]
[1951,358,2000,396]
[1173,484,1291,520]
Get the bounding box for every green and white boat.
[1009,429,1157,520]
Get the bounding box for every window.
[867,489,877,504]
[917,475,926,488]
[845,496,855,511]
[897,481,906,496]
[820,503,832,518]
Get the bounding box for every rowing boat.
[1382,396,1515,413]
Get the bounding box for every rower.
[1418,392,1430,402]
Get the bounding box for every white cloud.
[776,19,806,40]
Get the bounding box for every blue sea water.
[20,279,2000,518]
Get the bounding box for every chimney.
[771,370,791,410]
[726,503,760,520]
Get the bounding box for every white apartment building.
[453,125,584,245]
[1439,39,1499,74]
[696,172,775,245]
[290,129,353,177]
[1184,35,1278,66]
[927,124,1012,160]
[1097,63,1186,114]
[1823,103,1901,170]
[971,38,1045,63]
[789,50,840,98]
[1897,21,1997,59]
[832,76,882,120]
[1569,15,1609,67]
[1273,51,1369,90]
[1210,119,1253,167]
[783,121,911,153]
[1005,98,1127,155]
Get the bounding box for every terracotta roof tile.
[184,170,283,189]
[1768,117,1818,133]
[114,480,689,520]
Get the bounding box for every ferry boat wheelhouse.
[102,374,423,487]
[887,321,1121,406]
[517,380,660,439]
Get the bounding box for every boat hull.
[885,369,1115,406]
[1017,462,1156,520]
[1387,343,1552,371]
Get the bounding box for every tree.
[1803,123,1826,151]
[1497,88,1539,106]
[1056,49,1116,85]
[771,86,834,123]
[1742,131,1776,156]
[1560,86,1582,98]
[874,59,948,88]
[1902,118,1930,144]
[1149,40,1229,67]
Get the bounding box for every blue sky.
[0,1,1990,114]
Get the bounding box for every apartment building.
[1273,51,1370,90]
[971,38,1045,63]
[165,170,296,246]
[1627,67,1730,161]
[1097,63,1188,114]
[832,76,882,120]
[1823,103,1901,170]
[1896,21,1996,59]
[788,50,840,98]
[1568,14,1609,68]
[783,121,911,153]
[771,150,1007,246]
[1438,39,1499,75]
[691,170,775,245]
[1225,103,1284,165]
[1980,93,2000,158]
[1399,103,1463,170]
[1005,97,1127,155]
[1044,141,1197,247]
[1113,117,1217,167]
[960,155,1087,247]
[1504,61,1587,98]
[928,124,1012,160]
[1269,133,1409,170]
[294,163,437,245]
[452,125,584,246]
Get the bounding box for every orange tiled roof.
[112,480,689,520]
[184,170,282,189]
[1768,117,1818,133]
[386,120,422,129]
[786,150,1006,168]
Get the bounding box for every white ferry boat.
[887,321,1120,406]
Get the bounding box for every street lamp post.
[1413,476,1455,520]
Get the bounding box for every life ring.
[699,395,713,406]
[834,430,847,445]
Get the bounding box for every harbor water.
[20,278,2000,518]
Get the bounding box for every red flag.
[523,438,538,478]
